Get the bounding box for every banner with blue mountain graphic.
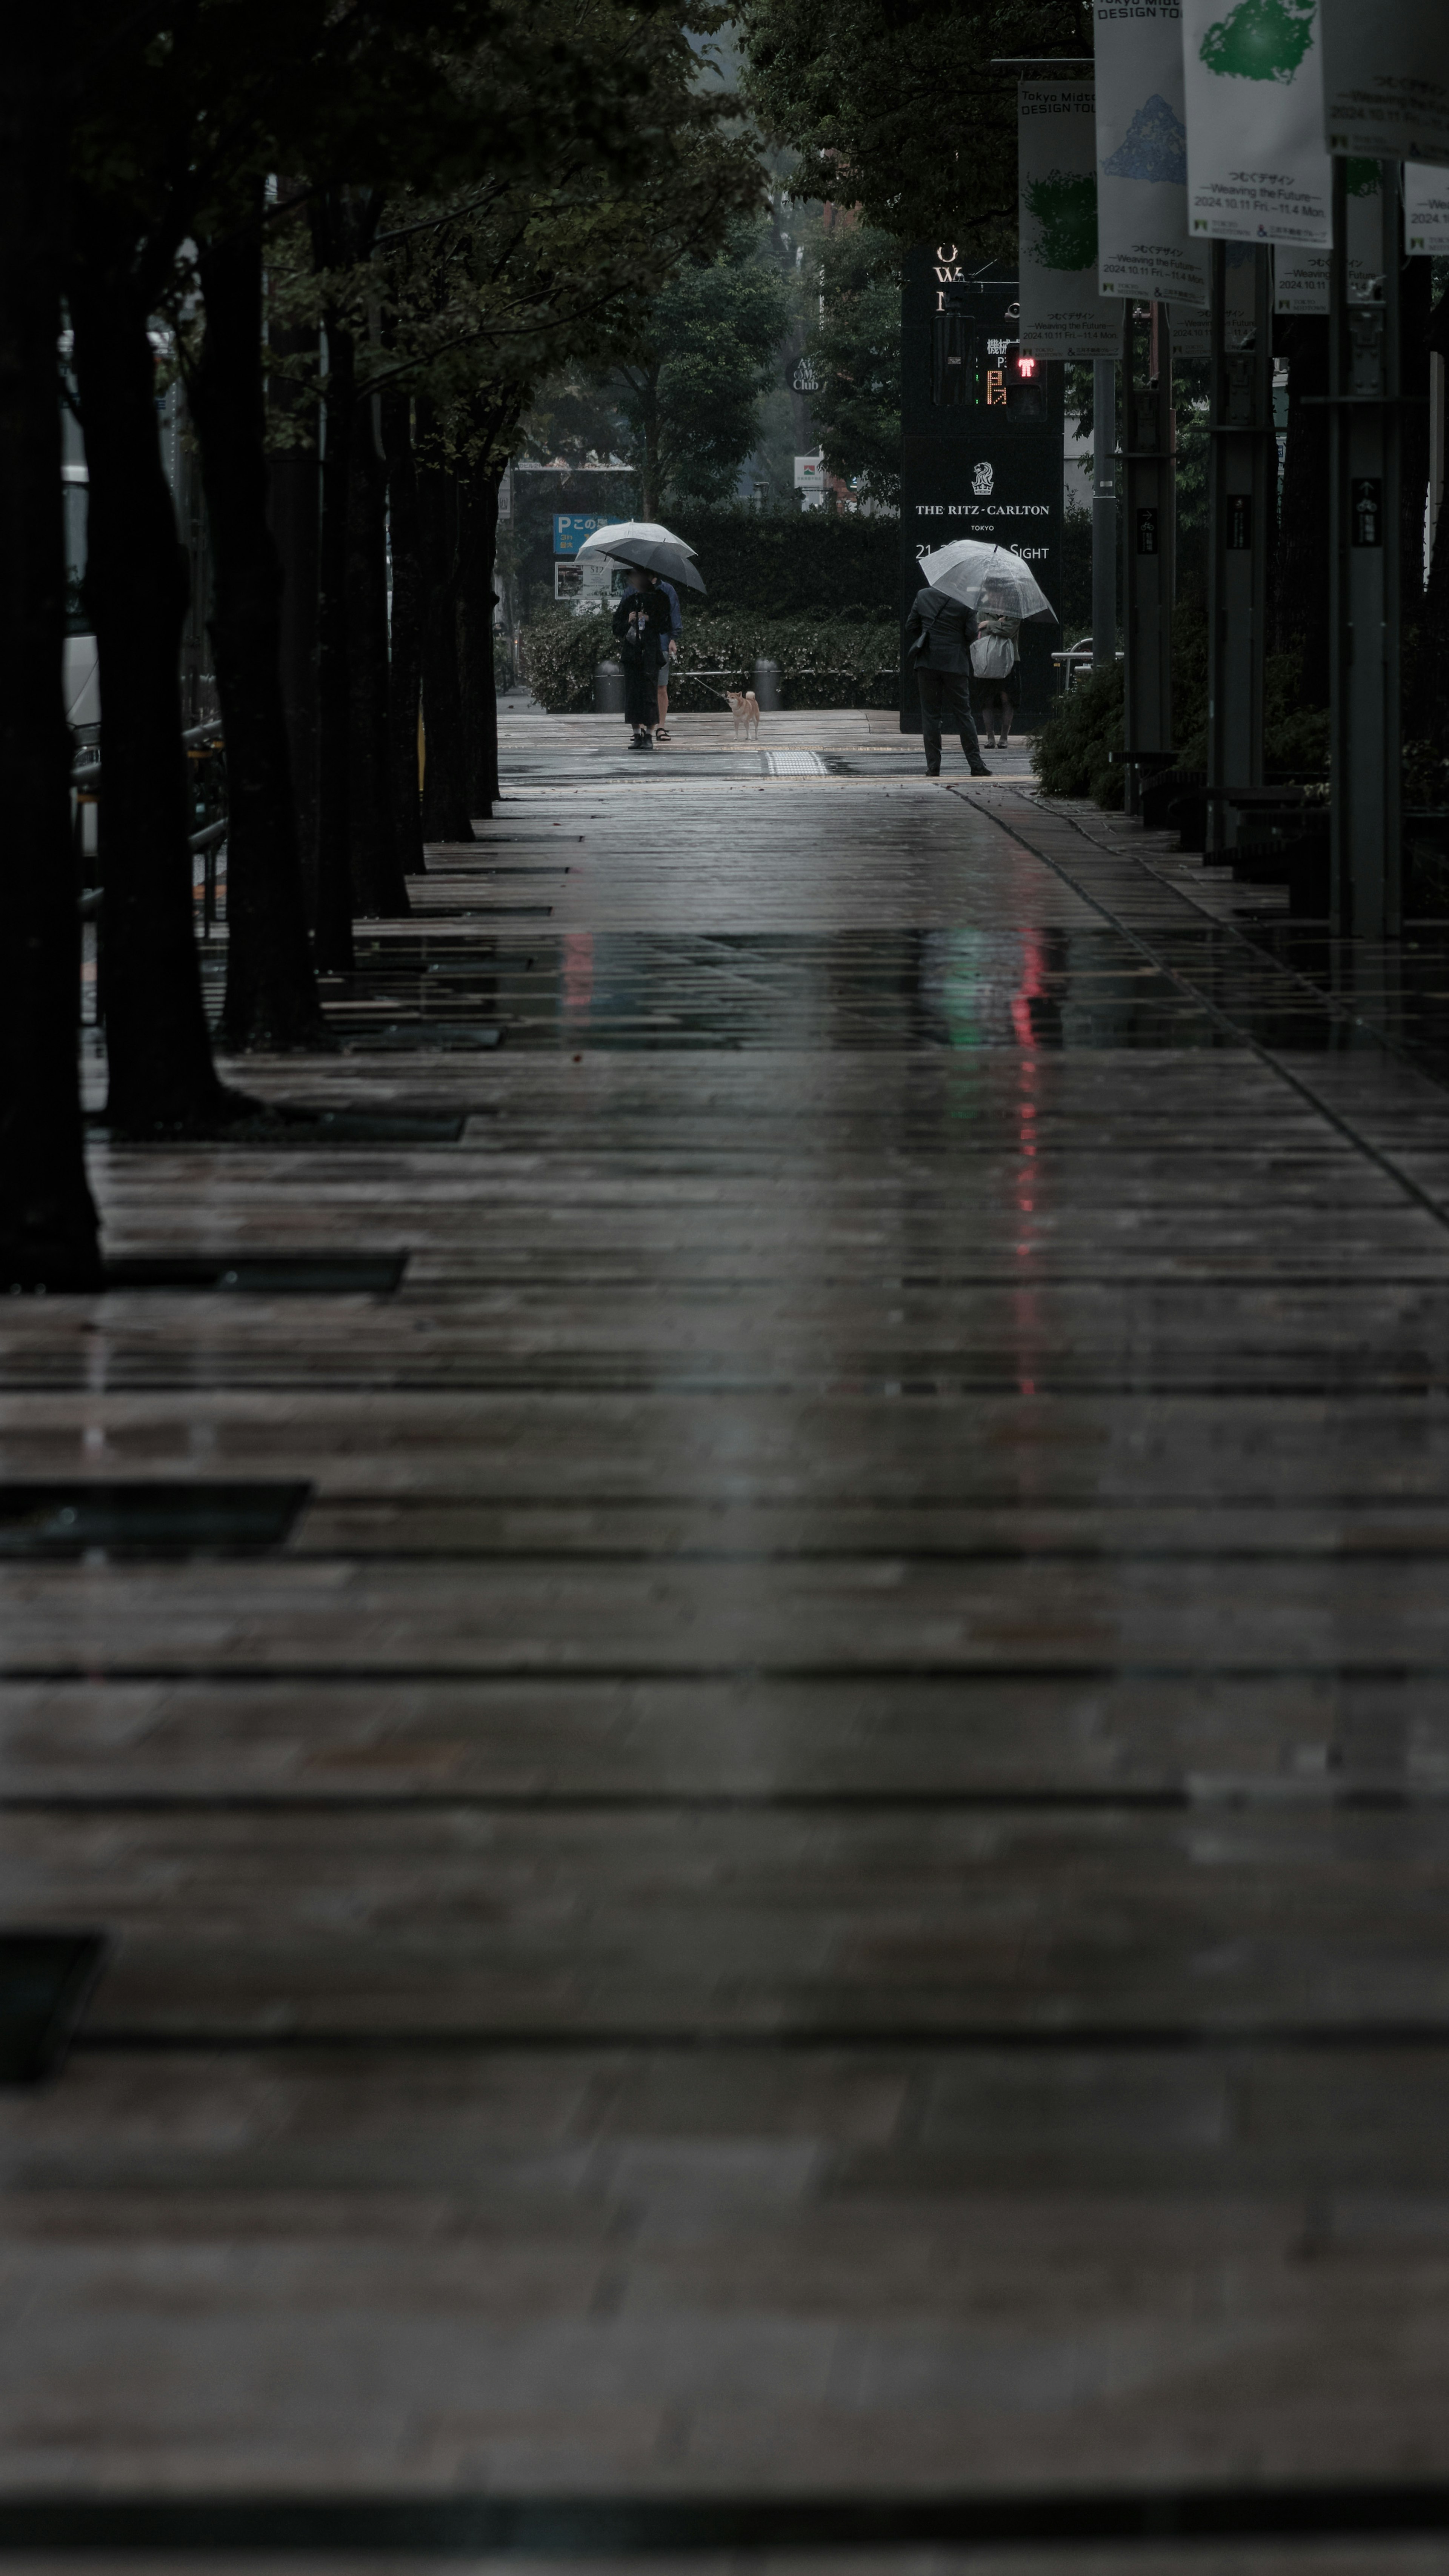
[1183,0,1331,242]
[1095,1,1211,305]
[1017,82,1120,357]
[1320,0,1449,169]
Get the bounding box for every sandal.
[655,727,671,742]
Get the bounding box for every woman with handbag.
[971,583,1021,751]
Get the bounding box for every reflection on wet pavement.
[28,725,1449,2523]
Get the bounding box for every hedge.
[665,506,900,617]
[519,604,902,714]
[1031,607,1330,805]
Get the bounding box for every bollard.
[752,659,781,713]
[594,660,626,715]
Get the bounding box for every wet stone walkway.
[9,711,1449,2569]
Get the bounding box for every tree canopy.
[798,211,901,503]
[737,0,1088,251]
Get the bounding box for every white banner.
[1406,163,1449,253]
[1320,0,1449,169]
[1094,1,1211,306]
[1018,81,1120,358]
[1169,301,1210,356]
[1183,0,1332,244]
[1272,167,1383,311]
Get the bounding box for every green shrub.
[1031,616,1329,807]
[665,504,900,616]
[517,604,903,713]
[1032,661,1125,805]
[518,606,616,712]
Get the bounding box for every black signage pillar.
[1205,246,1273,857]
[1329,159,1403,937]
[900,248,1064,733]
[1120,300,1175,814]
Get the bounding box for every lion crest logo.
[972,461,995,497]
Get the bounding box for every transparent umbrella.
[915,540,1058,624]
[575,519,698,560]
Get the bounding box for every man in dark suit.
[905,583,991,778]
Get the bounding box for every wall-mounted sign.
[794,453,827,489]
[553,513,624,557]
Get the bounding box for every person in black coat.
[612,571,672,750]
[905,583,991,777]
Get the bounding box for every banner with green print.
[1182,0,1332,243]
[1094,0,1211,306]
[1320,0,1449,169]
[1018,80,1120,358]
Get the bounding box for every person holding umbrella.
[577,521,705,752]
[904,578,992,779]
[908,540,1058,776]
[612,568,672,751]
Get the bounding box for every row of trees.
[1,0,761,1290]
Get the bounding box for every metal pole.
[1092,355,1117,666]
[1330,159,1402,938]
[1206,245,1272,860]
[1121,300,1175,815]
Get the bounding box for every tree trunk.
[382,390,425,877]
[0,3,101,1286]
[417,417,474,843]
[266,311,320,921]
[188,196,328,1049]
[314,310,357,969]
[1273,315,1331,705]
[459,463,501,818]
[69,225,233,1133]
[345,402,409,914]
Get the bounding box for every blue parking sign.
[553,513,625,557]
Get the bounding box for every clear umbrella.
[915,540,1058,624]
[575,519,698,560]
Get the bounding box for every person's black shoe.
[924,766,941,778]
[970,763,992,777]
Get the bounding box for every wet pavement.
[10,710,1449,2557]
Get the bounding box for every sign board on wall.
[553,513,624,557]
[794,454,827,490]
[1182,0,1331,243]
[1017,82,1119,358]
[1094,0,1211,307]
[1320,0,1449,168]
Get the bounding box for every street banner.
[1094,0,1211,306]
[1406,163,1449,253]
[1320,0,1449,169]
[1273,165,1383,311]
[1182,0,1332,244]
[1018,81,1120,358]
[1169,302,1210,356]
